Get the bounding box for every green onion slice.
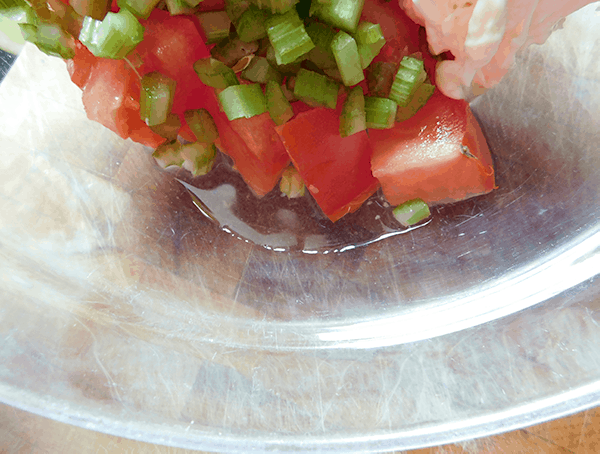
[392,198,431,227]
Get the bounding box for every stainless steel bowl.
[0,4,599,452]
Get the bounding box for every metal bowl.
[0,4,599,452]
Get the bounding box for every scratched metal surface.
[0,4,599,452]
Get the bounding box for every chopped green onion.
[265,80,293,125]
[251,0,298,14]
[339,85,366,137]
[210,34,259,67]
[181,142,217,176]
[165,0,195,16]
[392,198,431,227]
[396,82,435,122]
[364,96,396,129]
[149,113,181,141]
[331,30,363,87]
[241,56,283,84]
[196,11,231,44]
[389,56,427,107]
[152,140,184,168]
[117,0,161,20]
[293,68,338,109]
[193,57,240,89]
[217,83,267,120]
[78,9,144,59]
[354,21,385,69]
[266,8,314,65]
[235,5,269,42]
[184,108,219,143]
[140,71,177,126]
[309,0,364,34]
[366,61,398,98]
[22,22,75,59]
[305,21,337,70]
[69,0,109,21]
[280,166,305,198]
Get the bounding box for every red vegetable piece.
[276,105,380,222]
[196,0,225,11]
[370,90,496,206]
[66,40,97,89]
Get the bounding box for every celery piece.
[70,0,110,21]
[235,5,269,42]
[355,21,385,69]
[266,9,314,66]
[165,0,195,16]
[24,22,75,59]
[117,0,161,20]
[396,82,435,122]
[0,0,37,23]
[252,0,298,14]
[226,0,250,22]
[241,56,283,84]
[339,85,365,137]
[393,198,430,227]
[366,61,398,98]
[280,166,305,198]
[196,11,231,44]
[309,0,364,34]
[294,68,338,109]
[217,83,267,120]
[331,30,363,86]
[149,113,182,141]
[194,57,240,89]
[181,142,217,176]
[79,10,144,59]
[140,72,177,126]
[265,80,293,125]
[210,34,259,67]
[266,44,303,74]
[364,96,396,129]
[305,21,337,70]
[152,140,184,169]
[389,56,427,107]
[184,109,219,143]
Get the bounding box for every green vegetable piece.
[305,20,337,70]
[366,61,398,98]
[235,5,269,42]
[226,0,250,22]
[265,80,293,125]
[22,22,75,59]
[210,34,259,67]
[217,83,267,120]
[149,113,182,141]
[355,21,386,69]
[251,0,298,14]
[241,56,283,84]
[165,0,195,16]
[280,166,305,198]
[331,30,363,86]
[70,0,110,21]
[193,57,240,89]
[364,96,396,129]
[196,11,231,44]
[117,0,161,20]
[340,86,366,137]
[183,0,203,6]
[0,0,37,24]
[389,56,427,107]
[181,142,217,176]
[293,68,338,109]
[309,0,364,34]
[184,109,219,143]
[78,9,144,59]
[140,71,177,127]
[265,44,303,74]
[396,82,435,122]
[152,140,184,169]
[393,198,431,227]
[266,8,314,66]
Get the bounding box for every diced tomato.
[196,0,225,11]
[369,90,495,206]
[276,106,380,222]
[66,41,97,90]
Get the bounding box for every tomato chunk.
[370,90,495,206]
[276,106,380,222]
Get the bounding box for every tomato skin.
[369,90,495,206]
[276,106,380,222]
